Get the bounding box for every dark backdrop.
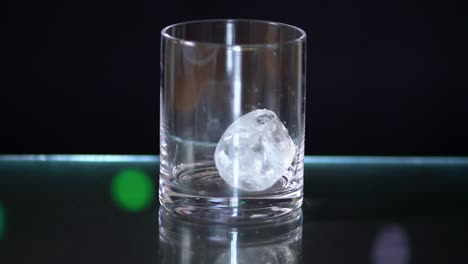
[4,0,468,155]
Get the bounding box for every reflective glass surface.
[1,155,467,263]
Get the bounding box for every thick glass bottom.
[159,180,303,223]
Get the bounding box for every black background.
[4,0,468,155]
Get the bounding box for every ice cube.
[214,109,296,192]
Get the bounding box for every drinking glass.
[160,19,306,221]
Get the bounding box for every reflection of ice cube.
[215,245,297,264]
[214,109,296,192]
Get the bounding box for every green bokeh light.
[0,203,4,240]
[111,169,155,212]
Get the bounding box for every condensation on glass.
[160,19,306,221]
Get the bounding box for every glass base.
[159,181,303,223]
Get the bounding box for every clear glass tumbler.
[160,19,306,221]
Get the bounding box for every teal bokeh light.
[111,169,155,212]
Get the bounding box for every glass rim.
[161,19,307,48]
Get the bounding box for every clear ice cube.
[214,109,296,192]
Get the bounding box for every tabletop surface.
[0,155,467,263]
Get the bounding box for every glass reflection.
[159,208,302,264]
